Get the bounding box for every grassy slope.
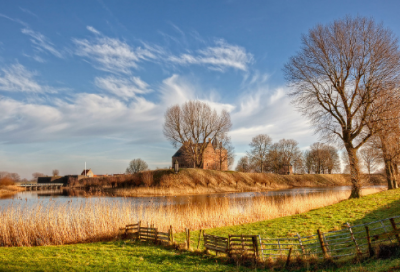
[1,189,399,272]
[113,168,385,196]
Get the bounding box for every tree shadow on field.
[350,189,400,226]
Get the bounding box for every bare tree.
[284,17,400,198]
[235,156,250,172]
[359,146,382,177]
[32,172,45,181]
[214,133,235,170]
[126,159,148,174]
[0,171,20,181]
[325,145,341,174]
[163,100,232,168]
[247,134,272,173]
[372,128,400,189]
[268,139,302,174]
[52,169,60,176]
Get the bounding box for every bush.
[141,171,153,187]
[0,177,15,186]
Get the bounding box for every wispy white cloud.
[95,75,151,99]
[21,28,63,58]
[73,29,157,74]
[19,7,39,18]
[168,40,253,72]
[86,26,101,35]
[0,64,45,92]
[0,13,28,27]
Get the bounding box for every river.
[0,185,386,209]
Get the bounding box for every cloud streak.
[95,75,151,99]
[21,28,64,58]
[73,31,156,74]
[168,40,253,72]
[0,64,46,93]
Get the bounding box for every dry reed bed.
[0,186,25,198]
[0,187,384,247]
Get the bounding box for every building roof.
[81,169,93,175]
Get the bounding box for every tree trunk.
[346,147,361,198]
[385,160,395,189]
[390,162,398,189]
[381,140,397,190]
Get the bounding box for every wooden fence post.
[389,218,400,244]
[187,229,191,250]
[365,226,374,257]
[155,228,158,244]
[252,235,259,259]
[297,233,306,257]
[317,229,329,259]
[197,229,202,250]
[347,222,361,255]
[285,248,292,267]
[227,234,231,257]
[138,221,141,240]
[170,225,174,243]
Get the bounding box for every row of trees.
[0,170,61,184]
[235,135,341,175]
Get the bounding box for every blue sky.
[0,1,399,178]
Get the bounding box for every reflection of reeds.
[0,187,384,247]
[0,185,25,198]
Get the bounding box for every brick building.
[172,138,228,171]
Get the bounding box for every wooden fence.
[121,215,400,262]
[120,222,172,244]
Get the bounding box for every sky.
[1,0,400,178]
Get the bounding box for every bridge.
[18,183,64,191]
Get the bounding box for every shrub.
[141,171,154,187]
[0,177,15,186]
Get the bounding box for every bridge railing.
[18,183,64,187]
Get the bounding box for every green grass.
[0,241,250,272]
[1,189,400,271]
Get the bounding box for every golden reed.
[0,187,383,247]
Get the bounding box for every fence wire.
[259,215,400,260]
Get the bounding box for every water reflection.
[0,185,386,209]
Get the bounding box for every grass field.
[0,241,250,272]
[1,189,400,271]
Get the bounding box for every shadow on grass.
[350,189,400,226]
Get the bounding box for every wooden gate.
[228,235,260,258]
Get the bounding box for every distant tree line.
[235,135,341,174]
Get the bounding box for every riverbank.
[0,188,399,271]
[71,169,386,197]
[0,185,25,198]
[0,186,384,247]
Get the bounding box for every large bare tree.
[284,17,400,198]
[163,100,232,168]
[247,134,272,173]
